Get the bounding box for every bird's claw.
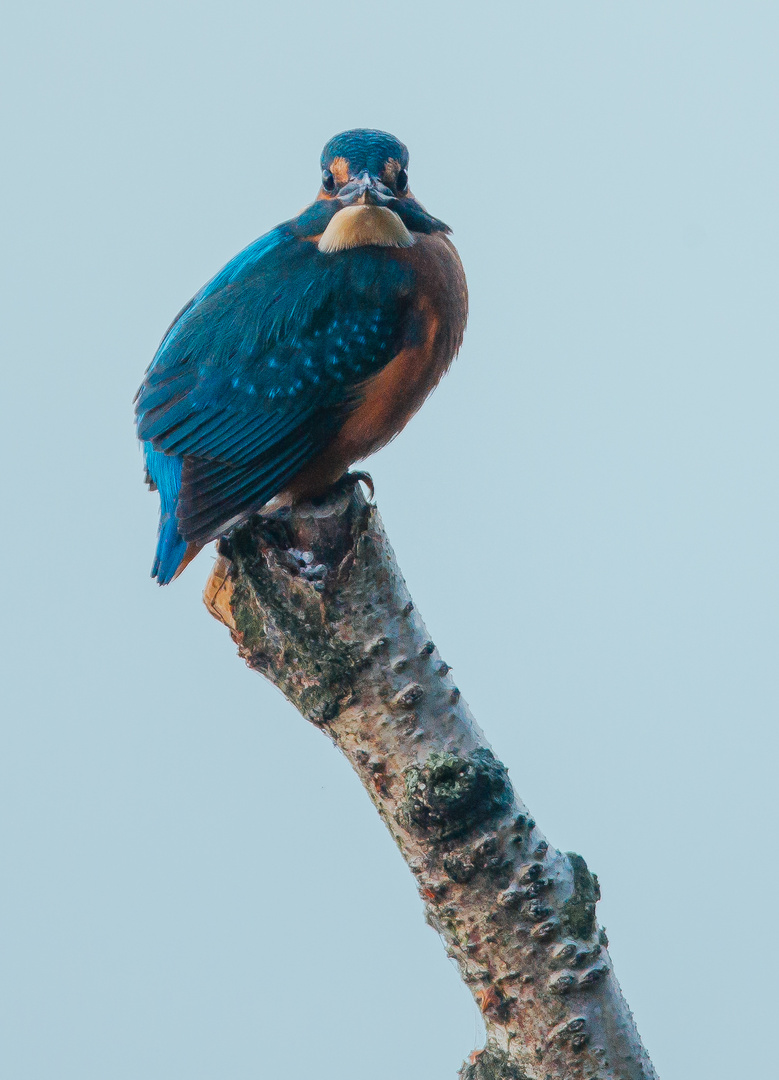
[341,470,375,502]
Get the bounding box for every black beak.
[338,171,394,207]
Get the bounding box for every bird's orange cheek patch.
[382,157,402,185]
[329,156,350,186]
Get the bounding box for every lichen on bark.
[460,1046,533,1080]
[204,483,658,1080]
[562,853,601,940]
[401,748,513,840]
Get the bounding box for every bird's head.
[308,129,450,252]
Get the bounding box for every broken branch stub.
[204,485,657,1080]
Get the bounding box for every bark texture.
[204,483,658,1080]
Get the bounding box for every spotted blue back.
[135,217,416,576]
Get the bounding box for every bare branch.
[205,484,657,1080]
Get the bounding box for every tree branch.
[204,483,657,1080]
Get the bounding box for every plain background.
[2,3,777,1077]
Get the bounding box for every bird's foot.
[338,469,375,502]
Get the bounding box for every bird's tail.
[144,443,188,585]
[152,508,189,584]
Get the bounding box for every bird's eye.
[396,168,408,193]
[322,170,335,192]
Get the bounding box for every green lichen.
[228,521,358,723]
[459,1047,531,1080]
[561,852,601,940]
[401,749,513,841]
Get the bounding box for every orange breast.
[285,232,468,501]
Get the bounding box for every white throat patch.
[318,206,415,254]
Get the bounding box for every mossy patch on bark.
[400,748,513,840]
[459,1047,531,1080]
[561,852,601,940]
[227,521,359,722]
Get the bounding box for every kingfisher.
[135,128,468,583]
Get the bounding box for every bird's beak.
[338,171,394,207]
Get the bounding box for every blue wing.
[143,444,186,584]
[136,214,414,580]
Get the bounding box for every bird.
[135,128,468,584]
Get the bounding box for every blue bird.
[135,128,468,583]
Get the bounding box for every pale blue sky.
[2,3,777,1078]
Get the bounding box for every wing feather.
[135,216,415,544]
[178,432,320,543]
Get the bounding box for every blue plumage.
[143,443,186,585]
[136,128,464,583]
